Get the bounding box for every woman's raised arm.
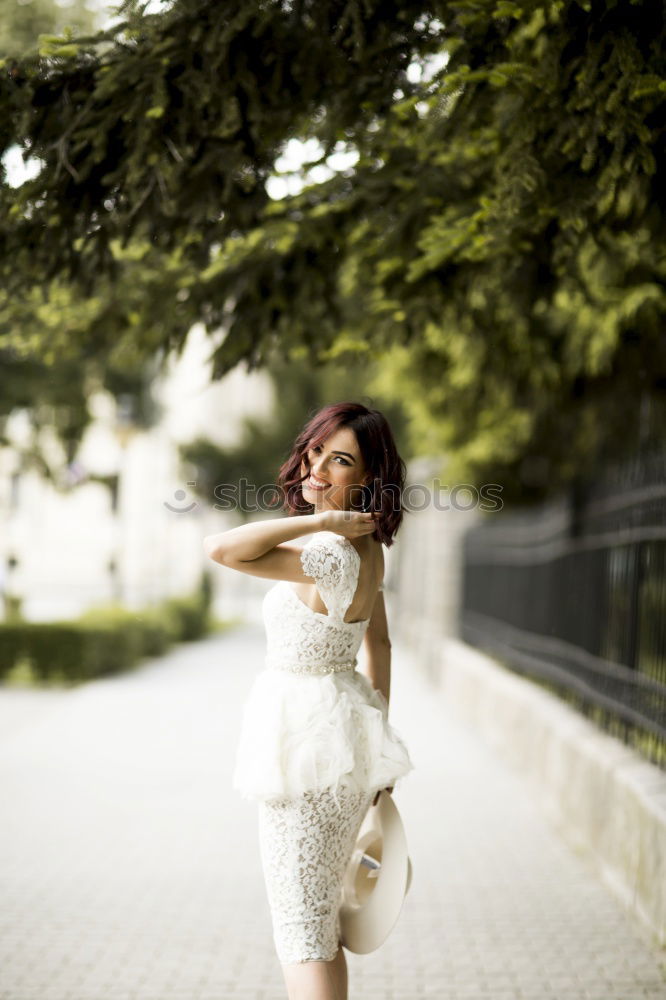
[203,512,329,565]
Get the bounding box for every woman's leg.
[333,945,348,997]
[281,945,347,1000]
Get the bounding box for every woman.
[203,401,414,1000]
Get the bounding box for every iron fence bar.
[461,617,666,743]
[463,609,666,696]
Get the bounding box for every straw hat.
[338,789,413,954]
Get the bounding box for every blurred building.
[0,323,274,621]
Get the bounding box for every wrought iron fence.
[460,449,666,770]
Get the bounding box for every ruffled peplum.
[231,666,414,803]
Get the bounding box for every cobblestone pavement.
[0,624,664,1000]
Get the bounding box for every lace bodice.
[262,531,382,676]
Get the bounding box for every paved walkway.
[0,624,664,1000]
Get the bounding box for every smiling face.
[300,426,370,512]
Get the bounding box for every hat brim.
[339,790,411,954]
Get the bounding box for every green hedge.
[0,571,215,685]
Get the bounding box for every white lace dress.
[231,529,414,964]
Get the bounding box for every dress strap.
[299,532,361,622]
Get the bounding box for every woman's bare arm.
[362,591,391,707]
[203,511,328,566]
[203,509,376,582]
[364,638,391,707]
[364,591,395,805]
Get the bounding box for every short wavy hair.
[275,402,406,547]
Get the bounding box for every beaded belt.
[268,659,357,676]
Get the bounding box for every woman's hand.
[323,509,376,539]
[372,785,393,807]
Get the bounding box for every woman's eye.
[311,446,348,465]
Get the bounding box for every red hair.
[273,402,407,547]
